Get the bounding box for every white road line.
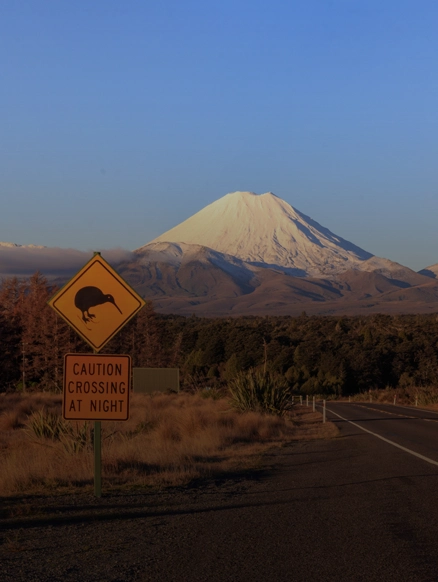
[354,404,414,419]
[326,407,438,468]
[401,404,438,416]
[346,403,438,423]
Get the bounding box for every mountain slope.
[139,191,408,278]
[418,264,438,279]
[122,242,257,299]
[139,191,375,276]
[124,190,438,315]
[4,191,438,317]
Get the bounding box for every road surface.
[3,401,438,581]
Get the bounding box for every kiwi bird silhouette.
[74,286,122,324]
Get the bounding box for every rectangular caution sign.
[63,354,131,420]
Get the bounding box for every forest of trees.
[1,273,438,396]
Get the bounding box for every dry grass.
[349,385,438,407]
[0,392,335,496]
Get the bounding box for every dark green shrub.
[228,369,293,416]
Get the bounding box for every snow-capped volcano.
[128,187,433,315]
[138,191,378,277]
[3,192,437,316]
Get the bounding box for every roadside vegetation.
[350,385,438,407]
[228,369,293,415]
[2,273,438,496]
[0,391,335,496]
[2,274,438,398]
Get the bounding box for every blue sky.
[1,0,437,271]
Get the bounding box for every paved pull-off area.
[3,402,438,581]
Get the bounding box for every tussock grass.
[0,392,334,496]
[228,369,293,416]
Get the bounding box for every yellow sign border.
[48,254,145,351]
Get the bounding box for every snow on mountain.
[0,241,46,249]
[418,264,438,279]
[123,241,258,300]
[138,191,408,278]
[136,241,255,276]
[0,242,20,248]
[3,196,437,315]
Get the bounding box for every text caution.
[63,353,131,420]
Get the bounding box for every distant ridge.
[0,241,46,249]
[418,264,438,279]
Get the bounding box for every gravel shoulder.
[1,456,274,581]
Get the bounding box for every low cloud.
[0,246,135,278]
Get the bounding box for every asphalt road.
[4,402,438,581]
[325,401,438,466]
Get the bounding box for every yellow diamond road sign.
[48,254,145,352]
